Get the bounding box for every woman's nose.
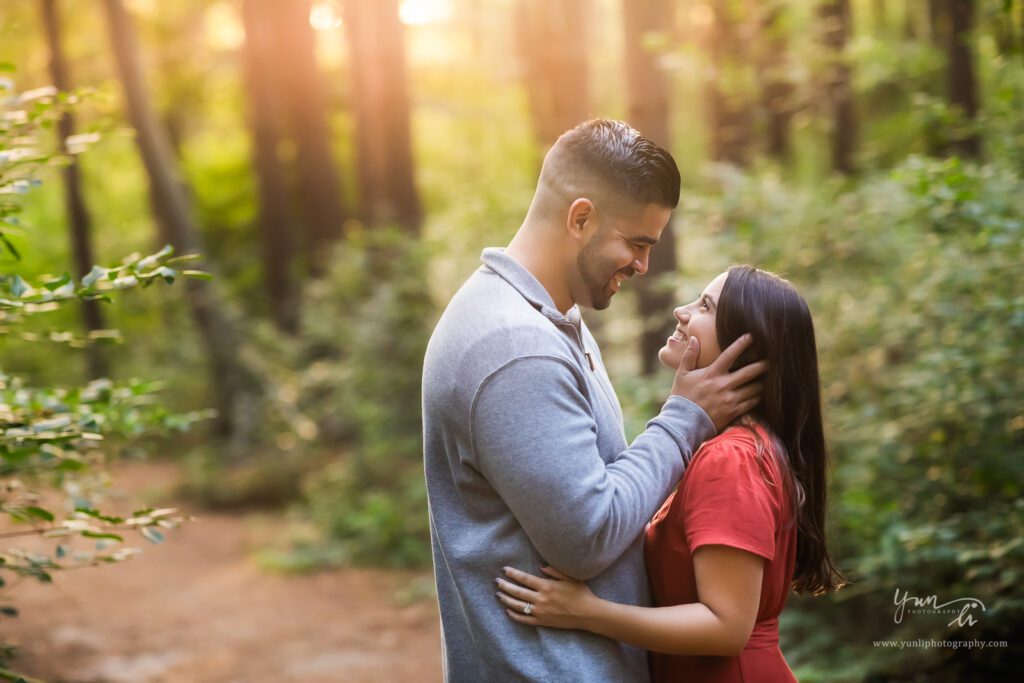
[674,306,689,323]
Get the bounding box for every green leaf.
[0,234,21,261]
[42,272,70,291]
[8,275,28,298]
[74,507,124,524]
[81,531,123,542]
[81,265,106,289]
[136,244,174,270]
[155,266,176,284]
[165,254,202,265]
[182,270,212,281]
[141,527,165,544]
[23,506,54,522]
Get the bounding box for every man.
[422,119,764,681]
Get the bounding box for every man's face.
[574,202,672,310]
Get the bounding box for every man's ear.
[566,198,594,241]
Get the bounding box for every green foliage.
[291,227,437,567]
[659,154,1022,681]
[0,80,205,669]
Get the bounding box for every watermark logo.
[893,588,986,627]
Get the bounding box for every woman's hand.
[495,565,599,630]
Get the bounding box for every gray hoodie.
[422,248,715,682]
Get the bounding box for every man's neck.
[506,228,574,314]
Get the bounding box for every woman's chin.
[657,345,681,370]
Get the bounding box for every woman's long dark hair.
[716,265,846,595]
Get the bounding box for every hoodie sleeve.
[470,355,716,580]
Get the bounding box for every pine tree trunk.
[905,0,920,39]
[276,0,348,273]
[514,0,590,147]
[706,0,755,165]
[343,0,422,233]
[102,0,256,445]
[873,0,887,33]
[947,0,981,158]
[759,0,793,161]
[623,0,679,375]
[242,0,299,333]
[41,0,109,380]
[820,0,856,174]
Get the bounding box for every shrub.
[292,227,437,567]
[672,155,1022,680]
[0,78,206,672]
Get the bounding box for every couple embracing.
[422,119,845,682]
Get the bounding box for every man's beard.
[577,239,631,310]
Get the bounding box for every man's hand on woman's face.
[670,334,766,432]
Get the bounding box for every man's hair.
[540,119,681,210]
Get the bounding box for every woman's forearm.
[580,598,748,657]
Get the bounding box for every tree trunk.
[514,0,590,147]
[241,0,299,333]
[152,4,203,161]
[928,0,947,43]
[819,0,856,174]
[758,0,793,162]
[927,0,982,158]
[947,0,981,157]
[102,0,256,445]
[706,0,755,165]
[276,0,348,273]
[343,0,422,233]
[873,0,887,34]
[623,0,679,375]
[905,0,921,39]
[41,0,109,380]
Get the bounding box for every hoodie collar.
[480,248,581,327]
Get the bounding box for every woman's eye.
[699,297,709,310]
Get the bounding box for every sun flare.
[399,0,452,26]
[309,1,343,31]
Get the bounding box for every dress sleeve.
[681,437,782,561]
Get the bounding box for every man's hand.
[671,334,765,432]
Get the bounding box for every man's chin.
[585,289,613,310]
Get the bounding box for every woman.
[495,265,846,682]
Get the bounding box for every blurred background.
[0,0,1021,681]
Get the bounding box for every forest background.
[0,0,1021,681]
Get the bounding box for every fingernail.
[503,566,511,574]
[494,578,500,585]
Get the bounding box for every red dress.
[645,424,799,682]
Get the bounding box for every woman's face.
[658,271,728,370]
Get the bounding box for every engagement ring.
[523,603,533,616]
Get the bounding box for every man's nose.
[632,252,649,276]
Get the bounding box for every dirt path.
[4,460,442,683]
